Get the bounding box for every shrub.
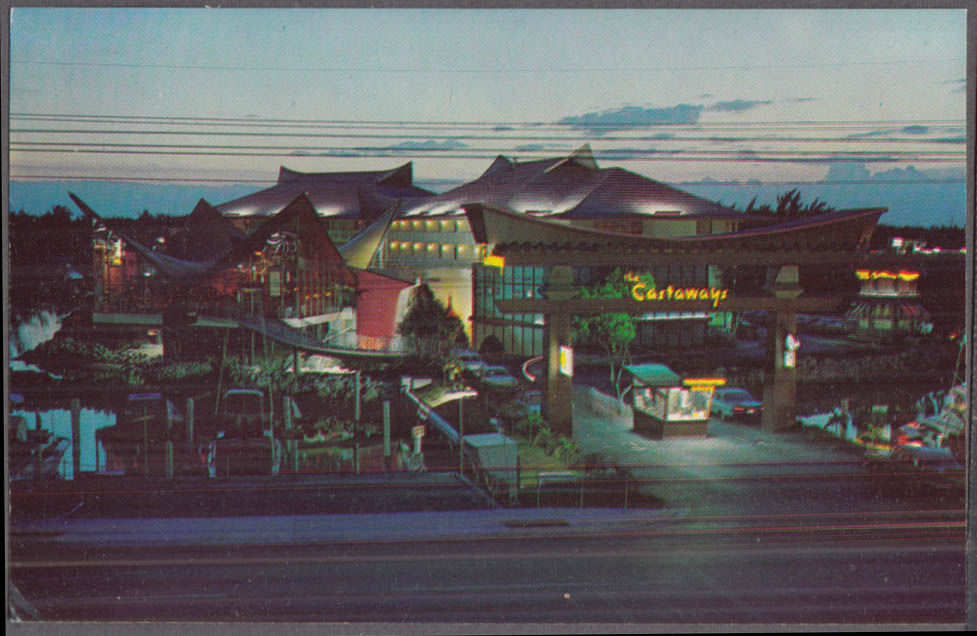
[554,437,582,466]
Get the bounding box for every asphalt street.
[9,504,965,624]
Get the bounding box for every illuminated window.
[457,219,470,233]
[412,220,423,231]
[425,220,439,232]
[441,220,457,232]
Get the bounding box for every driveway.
[570,385,880,515]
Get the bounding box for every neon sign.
[630,283,729,308]
[855,270,919,281]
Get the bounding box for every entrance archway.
[465,203,885,435]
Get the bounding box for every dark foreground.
[8,469,966,626]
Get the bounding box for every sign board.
[268,271,281,297]
[784,350,796,368]
[412,425,425,439]
[559,345,573,377]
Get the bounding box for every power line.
[10,57,964,73]
[9,173,965,187]
[8,149,966,164]
[9,129,966,147]
[9,112,966,130]
[9,141,964,159]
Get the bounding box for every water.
[11,408,117,479]
[9,309,63,357]
[9,310,65,376]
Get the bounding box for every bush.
[533,426,553,451]
[554,437,582,466]
[516,413,545,438]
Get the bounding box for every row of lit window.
[387,241,486,259]
[391,219,471,233]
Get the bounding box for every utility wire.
[8,146,967,162]
[9,173,965,186]
[10,57,964,73]
[10,112,966,128]
[9,141,964,159]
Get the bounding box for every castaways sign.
[625,272,729,308]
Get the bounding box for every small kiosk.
[624,364,725,439]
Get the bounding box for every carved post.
[761,266,802,433]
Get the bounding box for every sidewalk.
[10,506,685,549]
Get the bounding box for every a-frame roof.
[396,144,750,222]
[216,162,433,219]
[72,192,355,287]
[166,199,247,262]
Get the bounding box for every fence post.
[355,442,361,475]
[355,370,362,422]
[34,412,43,482]
[185,397,195,455]
[624,476,630,512]
[284,395,298,473]
[383,400,391,470]
[70,399,81,480]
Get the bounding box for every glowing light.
[683,378,726,387]
[856,270,920,281]
[483,253,506,272]
[631,283,729,308]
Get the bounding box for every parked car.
[711,387,763,421]
[207,432,281,477]
[481,365,520,391]
[871,442,964,475]
[453,349,488,378]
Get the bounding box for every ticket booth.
[625,364,725,439]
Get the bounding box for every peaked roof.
[396,144,745,220]
[72,192,355,287]
[216,162,433,219]
[338,203,400,269]
[166,199,246,262]
[465,202,886,255]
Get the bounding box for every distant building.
[847,268,932,340]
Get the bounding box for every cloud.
[388,139,467,151]
[596,147,664,160]
[707,99,773,112]
[558,104,704,135]
[901,125,929,135]
[514,143,570,151]
[789,97,818,103]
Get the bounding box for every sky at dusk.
[8,7,969,223]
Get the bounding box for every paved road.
[9,503,965,623]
